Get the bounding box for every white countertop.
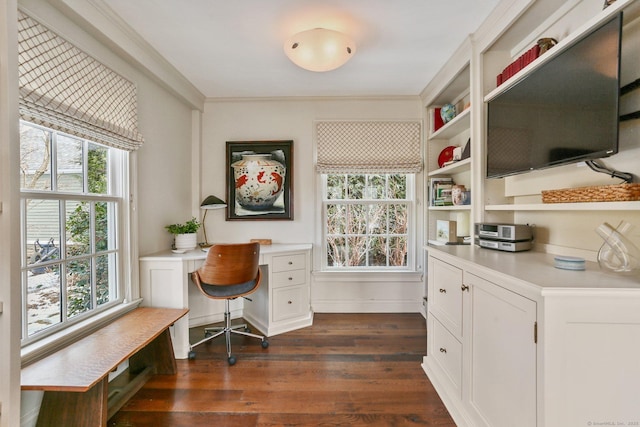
[426,244,640,292]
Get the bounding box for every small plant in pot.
[165,217,200,252]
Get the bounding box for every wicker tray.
[542,183,640,203]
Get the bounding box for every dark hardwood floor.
[109,313,455,426]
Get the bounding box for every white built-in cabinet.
[423,246,640,427]
[422,2,640,425]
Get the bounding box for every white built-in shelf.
[485,201,640,211]
[428,204,472,211]
[428,158,471,176]
[428,108,471,140]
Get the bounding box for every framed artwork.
[225,140,293,220]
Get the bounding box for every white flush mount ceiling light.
[284,28,356,72]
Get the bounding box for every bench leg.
[36,378,108,427]
[129,328,177,375]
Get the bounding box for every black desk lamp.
[200,195,227,247]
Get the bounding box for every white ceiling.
[101,0,501,99]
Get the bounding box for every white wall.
[201,98,427,312]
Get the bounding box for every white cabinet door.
[466,273,537,427]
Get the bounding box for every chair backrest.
[193,242,260,287]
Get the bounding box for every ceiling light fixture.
[284,28,356,72]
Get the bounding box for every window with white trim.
[322,173,415,270]
[20,121,125,342]
[17,10,143,345]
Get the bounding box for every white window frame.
[320,173,417,272]
[19,121,136,357]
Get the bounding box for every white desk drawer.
[272,284,308,322]
[271,253,306,272]
[272,268,306,289]
[431,315,462,396]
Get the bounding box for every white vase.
[231,154,286,210]
[174,233,197,251]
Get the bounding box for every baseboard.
[312,300,421,313]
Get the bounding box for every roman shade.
[316,121,422,174]
[17,11,144,151]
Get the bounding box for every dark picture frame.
[225,140,293,220]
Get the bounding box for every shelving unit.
[422,37,474,244]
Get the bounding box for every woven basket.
[541,183,640,203]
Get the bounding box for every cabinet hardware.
[439,288,446,293]
[461,284,469,292]
[288,261,293,265]
[534,321,537,344]
[288,301,292,304]
[288,277,293,281]
[439,347,447,353]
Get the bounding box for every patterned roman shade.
[17,11,144,151]
[316,121,422,174]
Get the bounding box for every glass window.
[322,173,414,270]
[20,121,123,342]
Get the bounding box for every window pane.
[20,123,52,191]
[388,204,408,234]
[88,143,108,194]
[57,134,84,192]
[67,258,92,318]
[327,236,346,267]
[369,236,387,266]
[388,174,407,199]
[347,204,366,234]
[368,204,387,235]
[326,204,346,234]
[66,201,90,257]
[26,264,61,336]
[96,253,115,306]
[95,201,113,251]
[326,175,346,200]
[26,199,60,265]
[347,175,364,199]
[347,236,367,266]
[389,236,408,267]
[365,175,386,199]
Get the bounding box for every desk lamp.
[200,195,227,248]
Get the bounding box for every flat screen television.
[486,13,622,179]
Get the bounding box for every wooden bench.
[21,307,188,427]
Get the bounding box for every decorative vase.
[440,103,456,123]
[231,154,286,210]
[174,233,197,251]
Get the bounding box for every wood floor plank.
[109,313,455,427]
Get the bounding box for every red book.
[433,108,444,132]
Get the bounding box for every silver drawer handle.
[439,288,446,293]
[440,347,447,354]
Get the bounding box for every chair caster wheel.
[228,356,236,365]
[261,340,269,349]
[204,331,212,338]
[188,351,196,360]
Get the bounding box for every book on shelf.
[429,177,454,206]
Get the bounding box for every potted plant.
[165,217,200,251]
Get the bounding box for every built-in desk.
[139,243,313,359]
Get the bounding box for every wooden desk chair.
[188,242,269,364]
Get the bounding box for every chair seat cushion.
[198,279,258,298]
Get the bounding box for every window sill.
[312,270,423,283]
[21,299,142,367]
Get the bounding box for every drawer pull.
[288,277,293,281]
[288,261,293,265]
[288,300,292,304]
[439,347,447,354]
[461,284,469,292]
[439,288,446,293]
